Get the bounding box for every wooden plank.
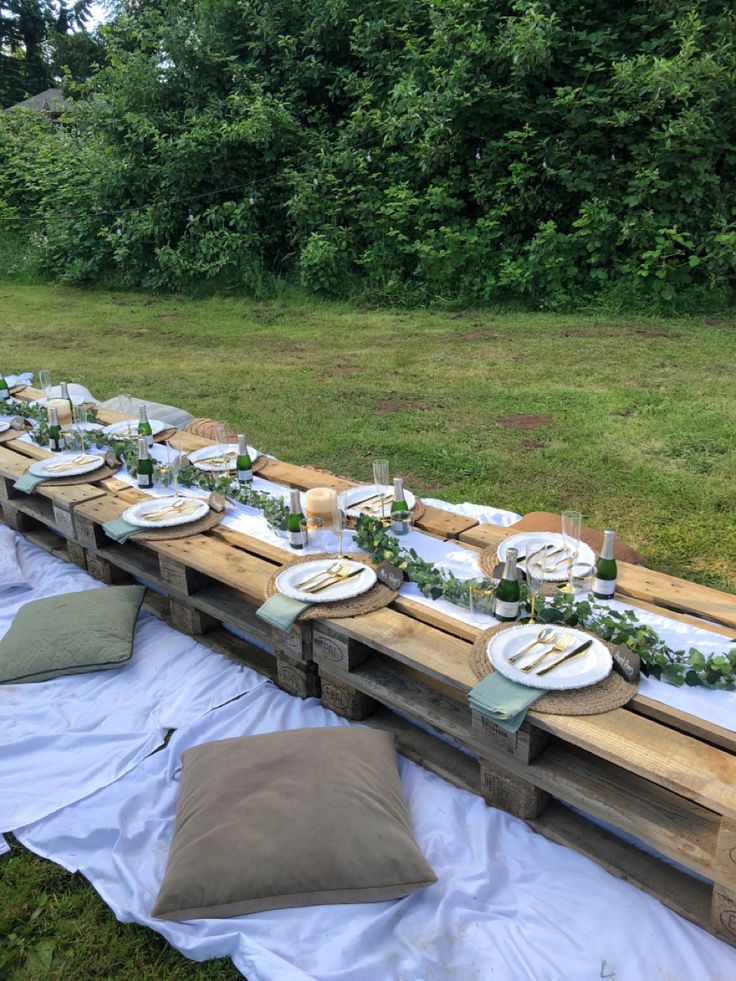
[531,801,713,931]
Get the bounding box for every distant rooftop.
[5,88,71,113]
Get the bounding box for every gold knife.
[536,640,593,676]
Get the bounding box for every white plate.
[122,495,209,528]
[29,453,105,478]
[497,532,595,582]
[0,421,9,434]
[103,419,169,439]
[275,559,377,603]
[344,484,416,517]
[188,443,259,472]
[488,624,612,691]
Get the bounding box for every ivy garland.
[354,515,736,691]
[5,397,734,691]
[2,397,291,531]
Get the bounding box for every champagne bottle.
[494,547,520,622]
[0,370,9,400]
[390,476,408,534]
[236,434,253,486]
[287,488,305,549]
[48,406,63,452]
[59,381,73,413]
[138,405,153,447]
[137,436,154,489]
[593,530,617,599]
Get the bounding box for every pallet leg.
[472,712,550,764]
[479,757,549,820]
[277,652,321,699]
[1,503,39,533]
[272,622,313,664]
[159,554,207,595]
[169,597,218,636]
[65,539,87,570]
[711,885,736,943]
[320,673,377,721]
[86,554,133,585]
[712,818,736,942]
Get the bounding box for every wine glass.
[525,541,548,623]
[332,490,349,556]
[213,421,231,476]
[372,458,389,519]
[118,394,134,435]
[38,369,51,400]
[72,403,88,451]
[167,440,183,497]
[561,510,583,593]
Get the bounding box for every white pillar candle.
[305,487,337,527]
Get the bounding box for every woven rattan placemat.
[266,551,400,621]
[469,622,636,716]
[128,508,223,541]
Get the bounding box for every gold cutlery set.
[506,628,594,677]
[44,454,98,474]
[141,499,202,522]
[349,491,395,516]
[295,562,365,595]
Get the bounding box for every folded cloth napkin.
[256,594,312,630]
[13,472,47,494]
[468,672,547,734]
[102,517,141,544]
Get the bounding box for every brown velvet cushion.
[152,726,437,920]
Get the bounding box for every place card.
[377,560,404,591]
[611,643,640,684]
[104,450,119,469]
[208,491,226,513]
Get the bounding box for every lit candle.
[305,487,337,528]
[47,398,72,428]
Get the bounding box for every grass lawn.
[1,283,736,977]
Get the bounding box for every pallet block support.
[320,672,378,721]
[479,757,550,820]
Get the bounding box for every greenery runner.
[6,397,734,691]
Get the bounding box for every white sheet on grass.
[0,533,266,831]
[16,686,736,981]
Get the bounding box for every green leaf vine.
[354,516,736,691]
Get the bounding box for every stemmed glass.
[525,541,548,623]
[118,394,134,435]
[372,458,389,519]
[213,422,231,477]
[38,370,51,400]
[561,510,583,593]
[167,440,183,498]
[332,490,349,557]
[72,404,88,451]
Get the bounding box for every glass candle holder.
[571,562,595,594]
[469,582,496,616]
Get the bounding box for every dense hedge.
[1,0,735,307]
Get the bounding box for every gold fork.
[304,566,364,594]
[296,561,345,589]
[520,633,572,674]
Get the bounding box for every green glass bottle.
[494,547,520,622]
[236,434,253,486]
[0,369,9,400]
[137,436,154,489]
[287,488,305,549]
[138,405,153,447]
[59,381,73,414]
[593,529,617,599]
[47,406,63,452]
[390,476,409,534]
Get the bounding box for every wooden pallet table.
[2,433,736,947]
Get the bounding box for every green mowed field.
[1,284,735,977]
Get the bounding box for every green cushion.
[0,585,146,684]
[152,726,437,920]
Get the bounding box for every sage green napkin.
[256,594,312,630]
[14,472,47,494]
[468,672,547,733]
[103,517,141,544]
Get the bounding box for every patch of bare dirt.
[520,439,548,450]
[375,399,431,413]
[325,365,361,377]
[396,472,443,496]
[497,413,553,430]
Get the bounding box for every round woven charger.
[130,508,223,541]
[469,622,636,716]
[182,453,268,475]
[266,551,400,621]
[32,462,123,487]
[479,545,505,578]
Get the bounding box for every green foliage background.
[1,0,735,308]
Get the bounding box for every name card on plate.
[377,561,404,591]
[611,644,640,684]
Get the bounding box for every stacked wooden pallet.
[1,405,736,947]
